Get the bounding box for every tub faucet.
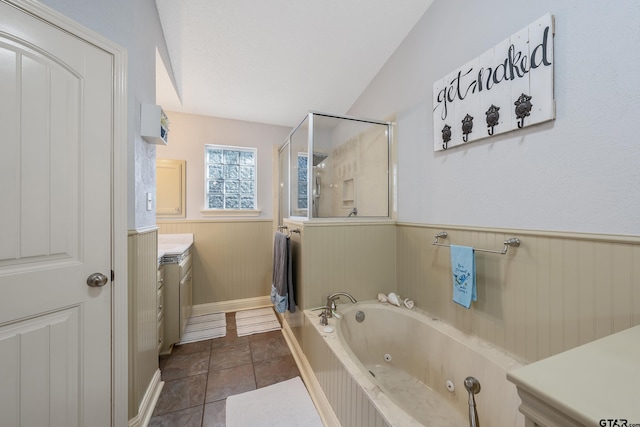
[325,292,357,319]
[348,207,358,217]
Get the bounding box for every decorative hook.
[514,93,533,128]
[485,104,500,136]
[441,124,451,150]
[461,114,473,143]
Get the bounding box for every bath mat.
[235,307,281,337]
[178,312,226,344]
[226,376,322,427]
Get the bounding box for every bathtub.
[303,301,525,426]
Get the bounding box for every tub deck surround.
[507,324,640,427]
[303,301,526,427]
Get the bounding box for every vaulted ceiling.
[155,0,433,127]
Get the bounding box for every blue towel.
[450,245,476,309]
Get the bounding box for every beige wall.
[396,223,640,363]
[156,111,291,220]
[158,220,273,304]
[282,221,640,425]
[283,220,396,312]
[161,216,640,367]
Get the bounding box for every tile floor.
[149,311,300,427]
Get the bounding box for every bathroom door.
[0,2,114,426]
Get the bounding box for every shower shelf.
[432,232,520,255]
[342,178,355,207]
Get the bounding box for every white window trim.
[200,209,261,217]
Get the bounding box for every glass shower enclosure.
[278,112,392,223]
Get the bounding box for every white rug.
[178,312,226,344]
[235,307,281,337]
[226,376,323,427]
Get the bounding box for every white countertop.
[507,324,640,425]
[158,233,193,260]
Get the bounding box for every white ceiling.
[154,0,433,128]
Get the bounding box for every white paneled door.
[0,2,114,426]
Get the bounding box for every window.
[205,145,256,210]
[297,153,308,210]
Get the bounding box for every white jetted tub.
[305,301,525,426]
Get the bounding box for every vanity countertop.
[158,233,193,261]
[507,324,640,425]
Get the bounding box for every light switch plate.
[146,192,152,211]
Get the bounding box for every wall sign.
[433,14,555,151]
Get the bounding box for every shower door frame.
[278,111,393,223]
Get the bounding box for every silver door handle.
[87,272,109,287]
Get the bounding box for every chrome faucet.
[325,292,357,319]
[348,207,358,217]
[318,292,358,325]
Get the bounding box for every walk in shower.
[278,112,392,222]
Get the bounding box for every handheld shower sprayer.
[464,376,481,427]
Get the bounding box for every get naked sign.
[433,14,555,151]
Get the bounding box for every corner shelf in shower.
[342,178,355,208]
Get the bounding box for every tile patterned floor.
[149,311,300,427]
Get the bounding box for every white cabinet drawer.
[157,315,164,353]
[157,286,164,322]
[157,266,165,290]
[178,251,192,279]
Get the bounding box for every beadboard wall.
[298,318,391,427]
[127,227,160,420]
[282,221,640,425]
[157,217,640,366]
[157,220,273,304]
[396,223,640,363]
[283,220,397,311]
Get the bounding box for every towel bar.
[433,232,520,255]
[277,225,301,238]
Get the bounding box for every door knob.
[87,272,109,287]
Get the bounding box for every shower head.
[312,153,328,166]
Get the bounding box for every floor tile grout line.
[248,332,258,390]
[152,311,301,426]
[200,339,213,427]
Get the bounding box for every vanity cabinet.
[179,266,193,338]
[160,248,193,354]
[507,325,640,426]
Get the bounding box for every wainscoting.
[283,219,397,312]
[159,219,640,365]
[396,223,640,363]
[127,227,162,425]
[157,220,274,305]
[280,221,640,425]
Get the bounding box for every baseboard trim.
[128,369,164,427]
[281,316,340,427]
[191,296,272,316]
